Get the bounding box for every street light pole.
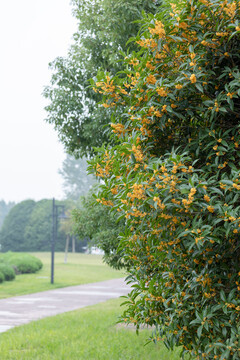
[51,198,65,284]
[51,198,56,284]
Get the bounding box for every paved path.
[0,278,131,334]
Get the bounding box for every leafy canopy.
[43,0,161,158]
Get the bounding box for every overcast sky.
[0,0,77,203]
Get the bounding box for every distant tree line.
[0,155,97,253]
[0,200,15,229]
[0,199,85,253]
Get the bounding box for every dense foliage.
[90,0,240,358]
[43,0,161,157]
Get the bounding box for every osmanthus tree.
[89,0,240,358]
[43,0,161,158]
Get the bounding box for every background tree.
[58,155,97,201]
[43,0,161,158]
[72,189,126,269]
[24,199,65,251]
[0,200,36,252]
[0,200,15,229]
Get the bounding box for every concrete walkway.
[0,278,131,334]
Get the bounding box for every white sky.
[0,0,77,203]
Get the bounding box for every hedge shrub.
[0,263,15,281]
[0,253,43,274]
[8,255,43,274]
[90,0,240,359]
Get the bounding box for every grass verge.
[0,298,182,360]
[0,253,125,299]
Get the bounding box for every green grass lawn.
[0,252,125,299]
[0,298,182,360]
[0,253,183,359]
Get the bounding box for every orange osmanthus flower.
[190,74,197,83]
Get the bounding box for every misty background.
[0,0,77,204]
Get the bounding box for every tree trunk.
[64,234,70,263]
[72,236,76,253]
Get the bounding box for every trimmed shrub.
[0,263,15,281]
[7,255,43,274]
[0,253,43,274]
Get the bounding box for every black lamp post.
[51,198,65,284]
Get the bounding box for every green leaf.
[209,187,224,196]
[220,290,227,302]
[197,325,203,338]
[180,188,189,194]
[195,83,203,93]
[222,327,227,337]
[220,349,230,359]
[131,153,136,164]
[189,45,194,53]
